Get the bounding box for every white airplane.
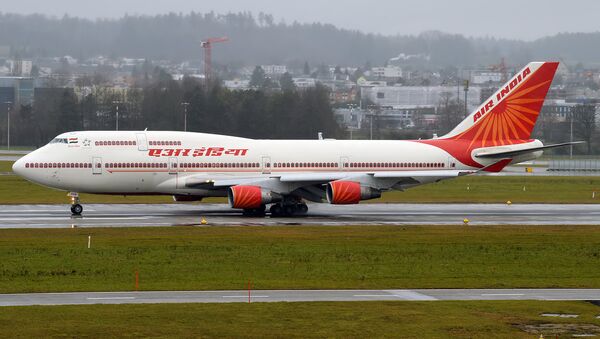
[12,61,574,216]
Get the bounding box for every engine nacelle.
[227,185,282,209]
[326,181,381,204]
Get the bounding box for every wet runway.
[1,203,600,228]
[1,289,599,306]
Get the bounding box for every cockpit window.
[49,138,68,144]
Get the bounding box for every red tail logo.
[419,61,559,167]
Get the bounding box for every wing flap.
[372,170,474,178]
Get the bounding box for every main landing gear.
[69,192,83,216]
[242,202,309,218]
[269,202,308,217]
[242,205,266,217]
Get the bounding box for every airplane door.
[169,157,178,175]
[168,157,182,189]
[262,156,271,174]
[340,156,350,171]
[136,133,148,151]
[92,157,102,175]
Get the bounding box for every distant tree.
[92,72,109,86]
[351,68,364,82]
[249,66,266,88]
[153,66,172,83]
[57,89,82,132]
[333,65,343,80]
[573,104,596,154]
[317,64,330,78]
[13,104,35,145]
[75,75,93,87]
[437,91,462,135]
[30,65,40,77]
[303,61,310,75]
[279,72,295,92]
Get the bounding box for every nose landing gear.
[69,192,83,216]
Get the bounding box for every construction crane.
[200,37,229,82]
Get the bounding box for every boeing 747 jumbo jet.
[13,61,575,217]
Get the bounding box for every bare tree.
[573,104,596,154]
[437,91,462,135]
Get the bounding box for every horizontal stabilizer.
[474,141,585,159]
[479,158,513,173]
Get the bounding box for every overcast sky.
[3,0,599,40]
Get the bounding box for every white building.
[371,66,403,79]
[223,79,250,90]
[471,71,503,84]
[261,65,287,75]
[362,85,482,112]
[8,60,32,76]
[293,77,317,88]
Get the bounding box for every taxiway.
[0,289,599,306]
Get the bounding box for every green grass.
[0,161,12,172]
[3,159,600,203]
[0,174,177,204]
[1,226,600,293]
[0,146,34,151]
[373,175,600,203]
[1,301,599,338]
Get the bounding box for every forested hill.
[1,12,600,67]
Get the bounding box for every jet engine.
[326,181,381,204]
[227,185,282,209]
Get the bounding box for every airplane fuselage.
[14,130,542,197]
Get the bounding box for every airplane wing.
[184,169,474,190]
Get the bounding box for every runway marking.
[86,297,136,300]
[387,290,439,300]
[480,293,524,296]
[222,295,269,298]
[353,294,394,297]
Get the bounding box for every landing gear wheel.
[297,203,308,214]
[243,205,266,217]
[283,204,296,217]
[70,204,83,215]
[269,204,283,217]
[270,200,307,218]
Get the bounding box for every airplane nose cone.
[11,157,25,177]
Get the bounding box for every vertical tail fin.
[442,61,559,147]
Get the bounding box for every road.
[0,289,599,306]
[1,203,600,228]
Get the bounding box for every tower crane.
[200,37,229,82]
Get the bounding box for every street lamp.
[4,101,11,151]
[181,102,190,132]
[112,101,122,131]
[463,79,469,117]
[570,110,574,159]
